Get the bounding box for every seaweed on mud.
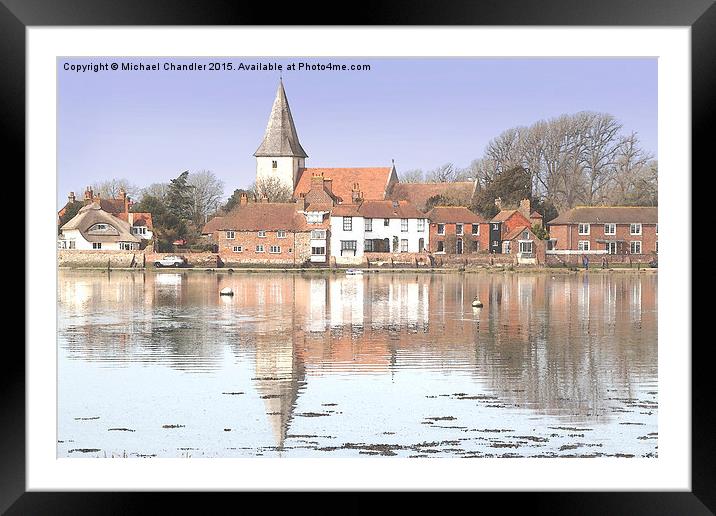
[162,424,185,428]
[108,428,135,432]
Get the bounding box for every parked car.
[154,255,187,268]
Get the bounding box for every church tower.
[254,79,307,194]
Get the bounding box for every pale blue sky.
[57,57,657,207]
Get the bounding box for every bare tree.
[249,176,294,202]
[187,170,225,225]
[399,169,425,183]
[140,182,170,202]
[92,178,139,199]
[425,162,459,183]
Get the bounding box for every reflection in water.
[58,270,657,458]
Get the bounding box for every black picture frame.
[5,0,711,513]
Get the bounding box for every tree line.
[401,111,657,212]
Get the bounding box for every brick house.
[209,194,330,265]
[547,206,657,257]
[501,225,547,265]
[425,206,486,255]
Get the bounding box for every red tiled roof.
[202,216,225,235]
[547,206,658,225]
[389,182,475,211]
[503,225,533,241]
[209,202,315,232]
[358,200,424,219]
[425,206,485,224]
[530,211,543,219]
[331,204,361,217]
[294,167,395,202]
[98,198,126,214]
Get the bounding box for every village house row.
[58,80,657,266]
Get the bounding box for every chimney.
[351,182,362,204]
[84,187,93,201]
[121,189,129,214]
[239,193,249,206]
[260,194,269,203]
[518,198,531,218]
[295,195,306,211]
[310,172,324,190]
[68,191,76,204]
[494,197,502,211]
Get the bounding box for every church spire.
[254,79,308,158]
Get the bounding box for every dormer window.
[89,223,108,231]
[272,160,278,169]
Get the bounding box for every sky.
[57,57,657,207]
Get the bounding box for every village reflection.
[59,270,657,448]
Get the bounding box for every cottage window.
[521,231,529,240]
[630,241,642,254]
[504,241,512,254]
[578,240,590,251]
[547,239,556,250]
[578,223,590,235]
[364,240,374,252]
[233,246,243,252]
[277,230,286,238]
[417,219,425,232]
[607,242,617,255]
[437,241,445,252]
[256,245,265,253]
[226,231,235,239]
[340,240,357,256]
[437,224,445,235]
[343,217,353,231]
[472,224,479,235]
[401,219,408,232]
[604,223,616,235]
[272,160,278,169]
[456,238,463,254]
[519,241,533,254]
[307,212,322,224]
[400,239,408,252]
[456,224,463,235]
[365,218,373,232]
[311,246,325,255]
[384,218,390,226]
[630,223,642,235]
[257,230,266,238]
[269,245,281,254]
[92,242,102,249]
[68,240,76,249]
[119,242,135,250]
[311,229,326,239]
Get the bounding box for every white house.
[329,200,428,264]
[59,202,142,250]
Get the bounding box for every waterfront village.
[57,81,658,271]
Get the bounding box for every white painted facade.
[329,215,429,264]
[57,228,139,251]
[256,156,305,193]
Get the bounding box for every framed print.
[6,0,713,513]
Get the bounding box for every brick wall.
[58,249,143,268]
[428,222,484,253]
[549,222,658,255]
[216,230,313,266]
[546,253,656,267]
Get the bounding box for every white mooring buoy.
[472,296,483,308]
[220,287,234,296]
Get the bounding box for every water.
[57,270,657,458]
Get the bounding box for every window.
[269,245,281,254]
[58,240,65,249]
[519,241,533,254]
[437,224,445,235]
[340,240,357,256]
[257,230,266,238]
[521,231,529,240]
[456,224,463,235]
[89,223,108,232]
[343,217,352,231]
[132,226,147,235]
[401,218,408,232]
[503,241,511,254]
[630,223,642,235]
[630,241,642,254]
[604,223,616,235]
[456,238,463,254]
[311,229,326,239]
[68,240,76,249]
[547,239,556,250]
[578,223,590,235]
[277,230,286,238]
[365,218,372,232]
[578,240,590,251]
[311,246,325,255]
[472,224,479,235]
[256,244,265,253]
[655,224,658,234]
[233,246,243,253]
[417,219,425,232]
[92,242,102,249]
[607,242,617,255]
[272,160,278,169]
[400,239,408,252]
[226,231,235,239]
[384,218,390,226]
[119,242,135,250]
[437,241,444,252]
[364,240,374,252]
[655,241,658,253]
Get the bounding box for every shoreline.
[58,266,658,274]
